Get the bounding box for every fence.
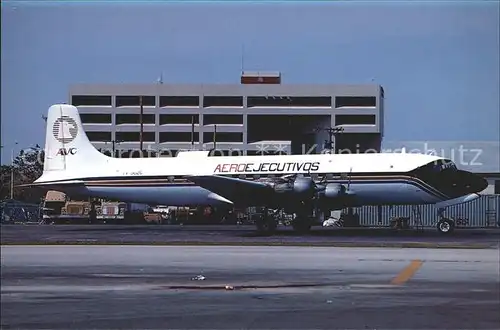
[244,195,500,229]
[1,202,42,224]
[347,194,499,228]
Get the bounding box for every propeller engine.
[273,176,351,201]
[322,183,347,198]
[272,173,356,211]
[292,176,317,198]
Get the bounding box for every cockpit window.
[412,159,458,181]
[433,160,457,172]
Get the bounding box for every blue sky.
[1,1,499,164]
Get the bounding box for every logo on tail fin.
[56,148,77,156]
[53,116,78,143]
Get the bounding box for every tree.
[14,144,44,182]
[0,164,14,200]
[1,145,45,203]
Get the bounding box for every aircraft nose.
[455,172,488,194]
[472,174,488,193]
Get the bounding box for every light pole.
[10,141,18,200]
[139,95,144,153]
[323,127,344,153]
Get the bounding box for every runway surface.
[2,224,500,248]
[2,245,499,329]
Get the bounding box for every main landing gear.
[255,207,278,236]
[255,207,313,236]
[291,212,312,234]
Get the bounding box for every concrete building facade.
[69,72,384,157]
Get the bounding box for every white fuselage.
[37,151,449,207]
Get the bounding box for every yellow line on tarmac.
[390,260,423,285]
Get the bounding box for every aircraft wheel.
[292,219,312,234]
[256,216,277,236]
[437,217,455,235]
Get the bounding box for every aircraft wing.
[185,175,274,206]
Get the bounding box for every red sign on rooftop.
[241,71,281,84]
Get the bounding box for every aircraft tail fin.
[42,104,107,173]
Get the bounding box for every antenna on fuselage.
[347,167,353,190]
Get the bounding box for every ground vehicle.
[96,201,127,222]
[42,190,66,220]
[58,201,92,223]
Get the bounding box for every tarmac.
[1,245,499,329]
[1,224,500,248]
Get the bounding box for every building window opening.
[335,96,376,108]
[204,132,243,143]
[159,150,179,157]
[80,114,112,124]
[159,114,198,125]
[116,95,155,107]
[247,150,277,156]
[117,149,157,158]
[208,149,244,157]
[72,95,112,106]
[116,114,155,125]
[87,131,112,142]
[203,96,243,107]
[335,114,376,125]
[99,149,113,157]
[160,96,199,107]
[203,114,243,125]
[115,131,155,142]
[159,132,199,143]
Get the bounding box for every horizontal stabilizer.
[16,180,85,189]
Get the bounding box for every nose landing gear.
[436,208,455,235]
[254,207,314,235]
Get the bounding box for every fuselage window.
[413,160,455,182]
[430,161,457,174]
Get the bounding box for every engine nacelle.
[324,183,346,199]
[292,177,316,196]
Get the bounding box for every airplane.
[25,104,488,235]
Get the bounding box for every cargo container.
[97,201,126,221]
